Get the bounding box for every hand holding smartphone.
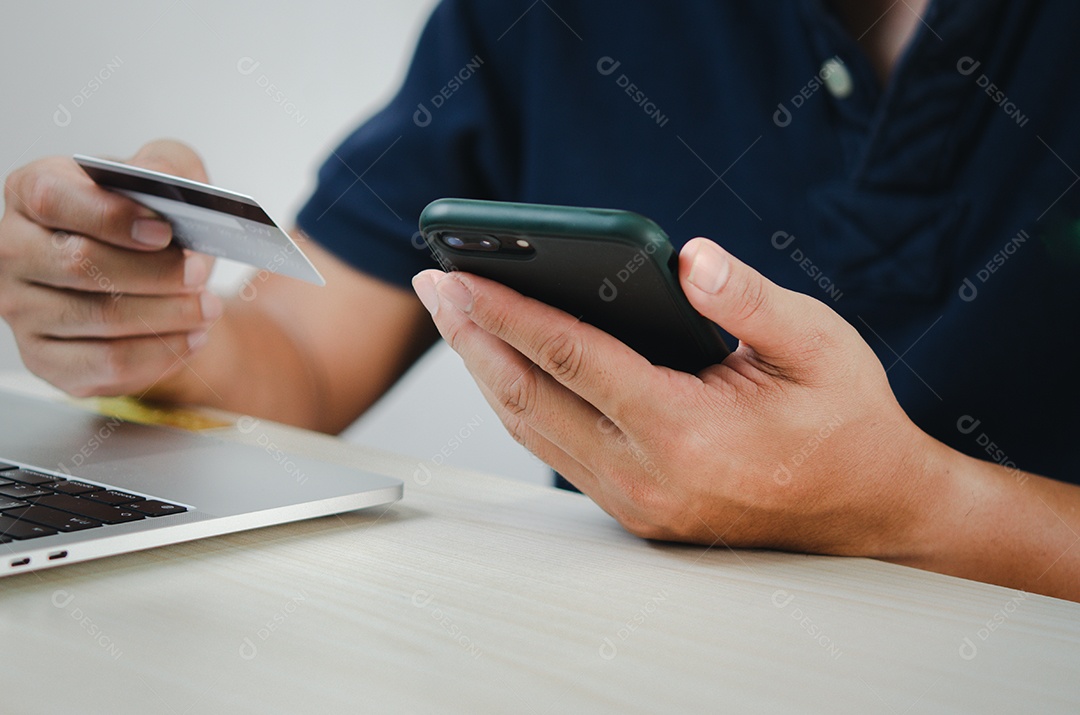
[419,199,729,373]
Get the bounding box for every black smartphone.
[419,199,730,373]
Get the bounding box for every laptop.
[0,389,402,576]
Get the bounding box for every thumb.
[128,139,209,183]
[679,237,822,362]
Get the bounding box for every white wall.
[0,0,552,486]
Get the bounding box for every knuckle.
[99,342,133,385]
[24,170,63,220]
[92,293,123,330]
[627,480,670,522]
[441,319,468,351]
[498,372,537,419]
[616,508,669,541]
[66,380,101,400]
[12,332,39,369]
[608,471,681,540]
[55,234,93,283]
[3,167,24,208]
[0,218,15,262]
[536,330,587,383]
[56,293,86,332]
[88,193,119,240]
[15,336,90,398]
[732,274,770,324]
[0,283,18,321]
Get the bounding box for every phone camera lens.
[441,234,500,251]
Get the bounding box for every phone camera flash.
[516,239,530,248]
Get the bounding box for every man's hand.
[413,238,1080,599]
[0,140,218,397]
[1,140,438,433]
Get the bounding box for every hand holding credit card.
[74,154,324,285]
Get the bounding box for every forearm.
[900,441,1080,601]
[139,237,439,433]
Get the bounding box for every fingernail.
[184,254,210,287]
[200,292,223,322]
[411,274,438,317]
[187,330,209,351]
[687,241,730,294]
[132,218,172,248]
[435,275,473,313]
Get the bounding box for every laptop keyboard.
[0,460,186,543]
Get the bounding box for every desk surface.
[1,376,1078,714]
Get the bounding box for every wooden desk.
[1,376,1077,713]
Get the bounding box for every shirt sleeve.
[295,0,518,288]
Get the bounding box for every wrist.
[872,428,1080,599]
[142,297,333,431]
[140,304,236,408]
[884,432,1006,575]
[880,429,970,565]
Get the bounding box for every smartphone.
[419,198,730,373]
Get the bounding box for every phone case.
[420,199,730,373]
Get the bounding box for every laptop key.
[50,481,102,496]
[4,469,60,486]
[28,493,145,525]
[0,461,18,471]
[4,505,101,532]
[83,490,142,506]
[0,483,52,500]
[0,513,61,539]
[0,497,29,511]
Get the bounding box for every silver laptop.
[0,390,402,576]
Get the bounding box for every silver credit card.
[74,154,324,286]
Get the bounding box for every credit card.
[74,154,324,285]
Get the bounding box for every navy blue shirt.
[297,0,1080,485]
